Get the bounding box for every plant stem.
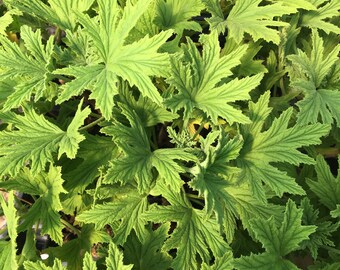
[191,120,206,141]
[152,127,159,150]
[316,147,339,158]
[54,27,62,44]
[322,245,340,255]
[189,197,205,207]
[61,219,81,236]
[79,116,105,131]
[186,193,203,200]
[93,170,103,208]
[15,194,32,206]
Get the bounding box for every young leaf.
[233,200,316,269]
[55,0,172,119]
[102,104,195,193]
[4,0,94,30]
[143,185,230,270]
[307,155,340,211]
[165,31,263,125]
[287,31,340,127]
[0,100,90,175]
[331,205,340,218]
[301,0,340,34]
[0,191,18,269]
[76,187,148,245]
[106,241,133,270]
[236,91,330,202]
[190,131,243,225]
[0,166,67,245]
[0,25,55,110]
[300,198,340,259]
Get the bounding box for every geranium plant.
[0,0,339,269]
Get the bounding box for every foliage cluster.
[0,0,339,269]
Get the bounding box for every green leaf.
[301,0,340,34]
[237,91,330,202]
[190,131,243,227]
[19,229,39,265]
[299,198,340,259]
[55,0,172,118]
[222,40,267,77]
[331,205,340,218]
[0,100,90,175]
[76,187,148,245]
[201,251,234,270]
[307,155,340,210]
[24,258,66,270]
[165,31,262,125]
[155,0,204,33]
[270,0,317,11]
[102,104,195,193]
[234,200,316,269]
[0,10,21,35]
[287,31,340,127]
[0,191,18,270]
[211,0,295,44]
[62,134,117,194]
[143,185,230,270]
[0,166,66,245]
[46,225,109,270]
[106,241,133,270]
[118,83,178,127]
[201,0,227,34]
[0,25,55,110]
[123,224,172,270]
[82,252,97,270]
[5,0,94,30]
[234,253,299,270]
[226,183,284,237]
